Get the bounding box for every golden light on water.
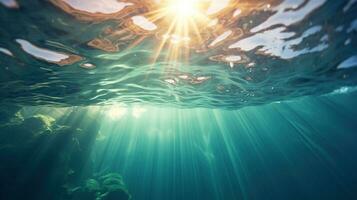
[149,0,211,64]
[164,0,202,19]
[51,0,250,65]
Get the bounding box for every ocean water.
[0,0,357,200]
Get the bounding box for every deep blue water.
[0,0,357,200]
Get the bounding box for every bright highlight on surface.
[106,106,128,119]
[151,0,209,63]
[164,0,201,19]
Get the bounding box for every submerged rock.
[0,105,20,124]
[21,114,55,134]
[0,109,101,200]
[69,173,131,200]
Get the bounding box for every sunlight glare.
[165,0,200,19]
[107,106,128,119]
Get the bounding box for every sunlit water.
[0,0,357,200]
[0,0,356,108]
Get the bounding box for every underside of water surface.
[0,0,357,200]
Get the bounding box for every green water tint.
[0,91,355,199]
[0,0,357,199]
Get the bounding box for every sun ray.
[147,0,213,64]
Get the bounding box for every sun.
[148,0,210,63]
[164,0,201,19]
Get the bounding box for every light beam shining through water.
[0,1,357,200]
[15,91,357,199]
[149,0,211,64]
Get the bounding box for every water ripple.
[0,0,356,108]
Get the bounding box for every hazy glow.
[107,106,128,119]
[132,107,147,119]
[206,0,230,15]
[165,0,200,19]
[150,0,210,63]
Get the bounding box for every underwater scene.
[0,0,357,199]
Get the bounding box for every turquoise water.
[0,0,357,200]
[0,0,356,108]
